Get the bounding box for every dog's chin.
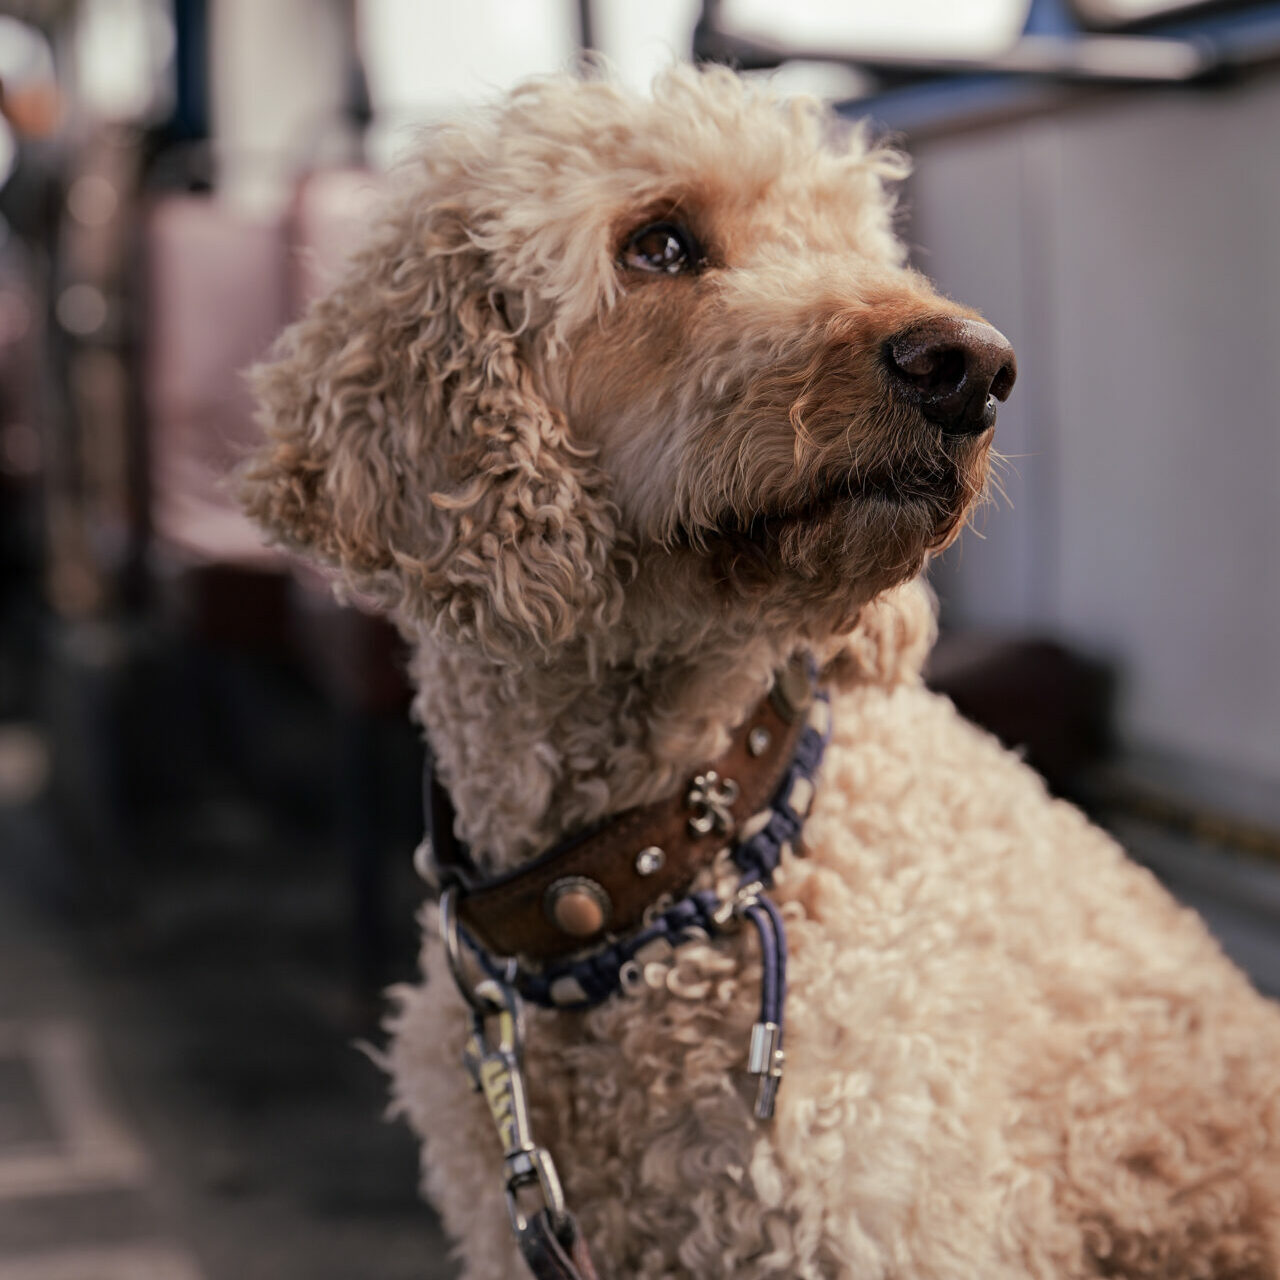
[687,452,987,603]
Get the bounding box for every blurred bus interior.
[0,2,1277,1277]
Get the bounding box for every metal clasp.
[460,978,568,1235]
[748,1021,785,1120]
[710,882,787,1120]
[711,879,765,931]
[442,891,567,1237]
[440,886,516,1011]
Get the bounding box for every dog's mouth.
[661,440,991,602]
[692,456,965,551]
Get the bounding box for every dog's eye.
[620,222,699,275]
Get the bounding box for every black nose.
[884,317,1017,436]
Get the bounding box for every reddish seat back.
[144,195,288,566]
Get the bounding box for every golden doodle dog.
[244,66,1280,1279]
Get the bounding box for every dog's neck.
[407,577,935,874]
[409,618,792,874]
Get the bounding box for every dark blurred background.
[0,2,1277,1277]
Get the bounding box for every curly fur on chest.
[386,684,1280,1279]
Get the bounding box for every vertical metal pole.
[576,0,595,52]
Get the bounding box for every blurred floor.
[0,721,458,1280]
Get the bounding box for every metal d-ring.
[440,887,516,1014]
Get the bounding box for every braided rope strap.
[471,688,833,1119]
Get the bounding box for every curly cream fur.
[243,66,1280,1278]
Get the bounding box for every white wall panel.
[910,75,1280,782]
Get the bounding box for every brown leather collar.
[429,657,815,964]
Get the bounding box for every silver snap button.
[748,726,771,757]
[634,846,665,876]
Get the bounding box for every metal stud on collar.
[634,846,664,876]
[686,770,739,837]
[545,876,611,938]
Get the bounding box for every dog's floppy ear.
[241,186,621,658]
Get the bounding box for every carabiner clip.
[457,969,569,1236]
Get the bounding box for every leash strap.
[518,1211,600,1280]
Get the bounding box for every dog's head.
[243,66,1014,662]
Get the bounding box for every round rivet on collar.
[634,846,665,877]
[748,726,771,757]
[546,877,610,938]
